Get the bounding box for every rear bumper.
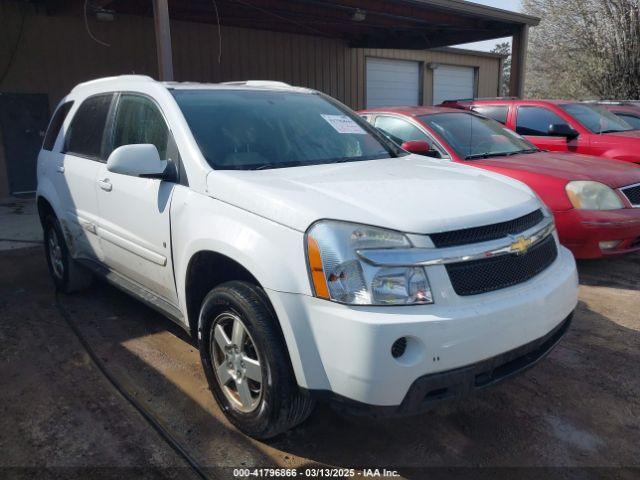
[320,313,572,416]
[555,208,640,258]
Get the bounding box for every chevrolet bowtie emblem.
[510,236,533,255]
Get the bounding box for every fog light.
[599,240,621,250]
[391,337,407,358]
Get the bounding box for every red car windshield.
[560,103,635,133]
[419,112,537,160]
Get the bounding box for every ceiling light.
[352,9,366,22]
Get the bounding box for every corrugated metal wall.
[0,1,500,197]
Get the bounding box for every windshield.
[172,89,402,170]
[560,103,635,133]
[418,112,537,160]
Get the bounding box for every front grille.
[621,184,640,206]
[430,209,544,248]
[446,235,558,296]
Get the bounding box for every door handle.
[56,165,65,173]
[97,178,113,192]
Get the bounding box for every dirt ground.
[0,247,638,479]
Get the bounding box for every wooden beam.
[152,0,174,81]
[509,25,529,97]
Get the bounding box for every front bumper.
[555,208,640,258]
[326,313,572,416]
[266,245,578,407]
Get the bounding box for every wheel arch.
[37,196,56,224]
[185,249,264,338]
[36,191,62,227]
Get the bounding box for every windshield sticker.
[321,114,367,134]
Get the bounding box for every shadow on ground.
[576,252,640,291]
[1,248,639,477]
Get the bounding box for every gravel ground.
[0,247,638,479]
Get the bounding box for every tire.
[43,214,93,293]
[199,281,315,439]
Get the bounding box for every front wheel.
[199,281,315,439]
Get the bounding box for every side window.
[65,94,114,160]
[615,113,640,129]
[112,94,170,160]
[374,116,430,143]
[374,115,445,159]
[472,105,508,125]
[43,101,73,151]
[516,106,568,136]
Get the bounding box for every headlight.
[565,181,623,210]
[306,221,433,305]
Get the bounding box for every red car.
[596,101,640,130]
[359,106,640,258]
[439,99,640,165]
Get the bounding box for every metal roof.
[86,0,540,50]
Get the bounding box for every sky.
[454,0,523,52]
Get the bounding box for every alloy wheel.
[48,227,64,280]
[210,311,263,413]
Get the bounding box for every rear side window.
[615,113,640,130]
[516,106,567,136]
[472,105,508,125]
[43,101,73,151]
[65,94,114,160]
[111,94,170,159]
[374,116,430,143]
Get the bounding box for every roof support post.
[509,24,529,98]
[152,0,174,81]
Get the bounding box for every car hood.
[471,151,640,189]
[206,155,539,233]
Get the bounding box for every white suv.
[37,75,578,438]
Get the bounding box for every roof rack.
[440,96,520,103]
[221,80,291,88]
[71,74,155,93]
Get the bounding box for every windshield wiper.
[465,151,518,160]
[599,129,627,134]
[251,161,305,170]
[517,148,540,154]
[324,154,390,165]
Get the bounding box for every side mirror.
[107,144,168,179]
[548,124,579,140]
[401,140,432,155]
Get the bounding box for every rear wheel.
[199,281,315,439]
[43,215,92,293]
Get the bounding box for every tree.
[491,42,511,97]
[522,0,640,99]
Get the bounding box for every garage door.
[366,58,420,108]
[433,65,476,105]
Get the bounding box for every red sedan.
[439,99,640,165]
[359,106,640,259]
